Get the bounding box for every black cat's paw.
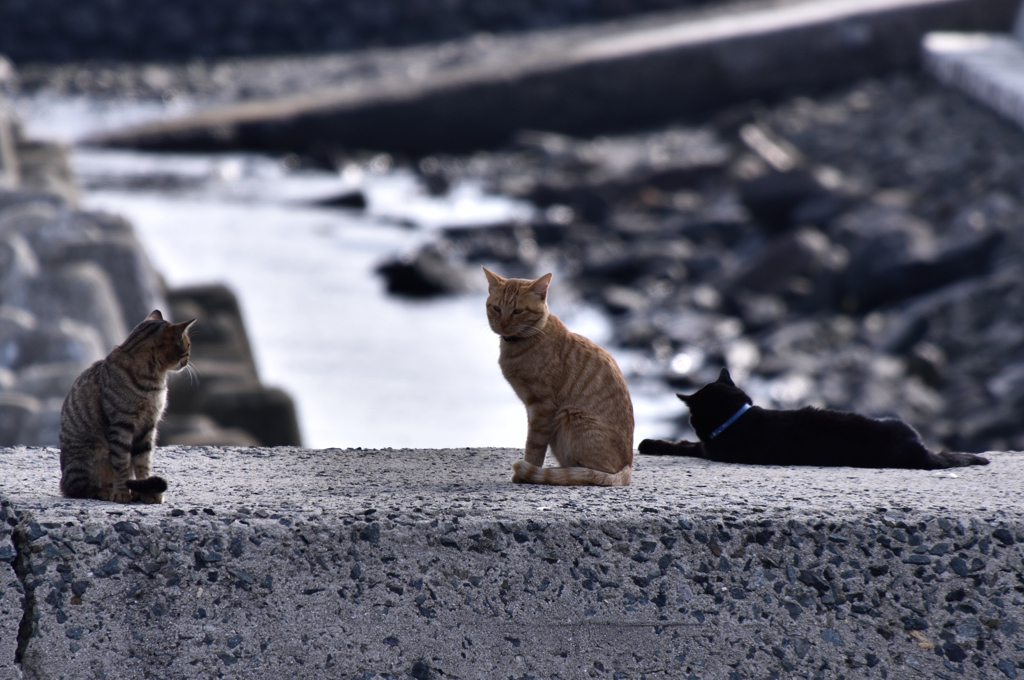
[638,438,703,457]
[638,438,668,455]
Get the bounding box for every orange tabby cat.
[484,267,634,486]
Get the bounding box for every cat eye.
[513,309,524,315]
[492,305,501,313]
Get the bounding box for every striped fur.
[484,268,634,487]
[59,310,195,504]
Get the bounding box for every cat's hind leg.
[521,408,632,486]
[638,438,705,457]
[59,440,106,499]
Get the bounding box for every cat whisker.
[184,362,201,386]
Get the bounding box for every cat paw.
[137,492,164,504]
[99,488,134,504]
[638,438,703,457]
[511,460,527,483]
[637,438,661,454]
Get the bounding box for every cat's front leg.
[131,426,156,480]
[638,438,705,457]
[103,422,136,503]
[130,426,165,503]
[515,405,555,482]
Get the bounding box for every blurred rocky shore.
[0,100,301,448]
[3,0,1023,454]
[0,0,744,63]
[380,73,1024,454]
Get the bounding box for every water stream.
[14,96,681,449]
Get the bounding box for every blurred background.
[1,0,1022,453]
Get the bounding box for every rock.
[905,342,947,388]
[441,223,537,266]
[6,262,127,351]
[729,227,845,313]
[196,384,302,446]
[738,170,827,232]
[313,190,367,209]
[733,291,787,330]
[601,285,650,315]
[377,244,471,297]
[580,239,690,287]
[834,205,1003,312]
[0,391,40,446]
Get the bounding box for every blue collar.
[708,403,751,440]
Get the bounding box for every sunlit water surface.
[16,97,680,449]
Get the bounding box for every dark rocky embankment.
[0,108,301,448]
[380,73,1024,454]
[0,0,745,63]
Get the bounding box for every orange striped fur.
[484,268,634,486]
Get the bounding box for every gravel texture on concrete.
[1,446,1022,679]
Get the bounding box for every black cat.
[638,368,989,469]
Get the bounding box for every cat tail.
[126,476,169,493]
[512,460,631,487]
[929,451,990,469]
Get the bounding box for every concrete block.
[0,233,39,299]
[0,393,40,447]
[12,141,76,205]
[0,306,36,371]
[5,262,127,352]
[13,319,105,371]
[0,190,66,214]
[15,362,90,401]
[91,0,1021,154]
[195,385,302,446]
[14,398,62,446]
[0,367,14,392]
[924,31,1024,132]
[0,446,1021,679]
[0,99,18,190]
[41,232,168,337]
[0,201,61,258]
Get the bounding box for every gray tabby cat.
[59,310,196,503]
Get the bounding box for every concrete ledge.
[1,446,1023,679]
[923,32,1024,132]
[89,0,1020,154]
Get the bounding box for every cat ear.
[676,393,692,404]
[180,319,197,335]
[482,267,505,293]
[146,310,163,322]
[717,367,734,385]
[530,273,553,301]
